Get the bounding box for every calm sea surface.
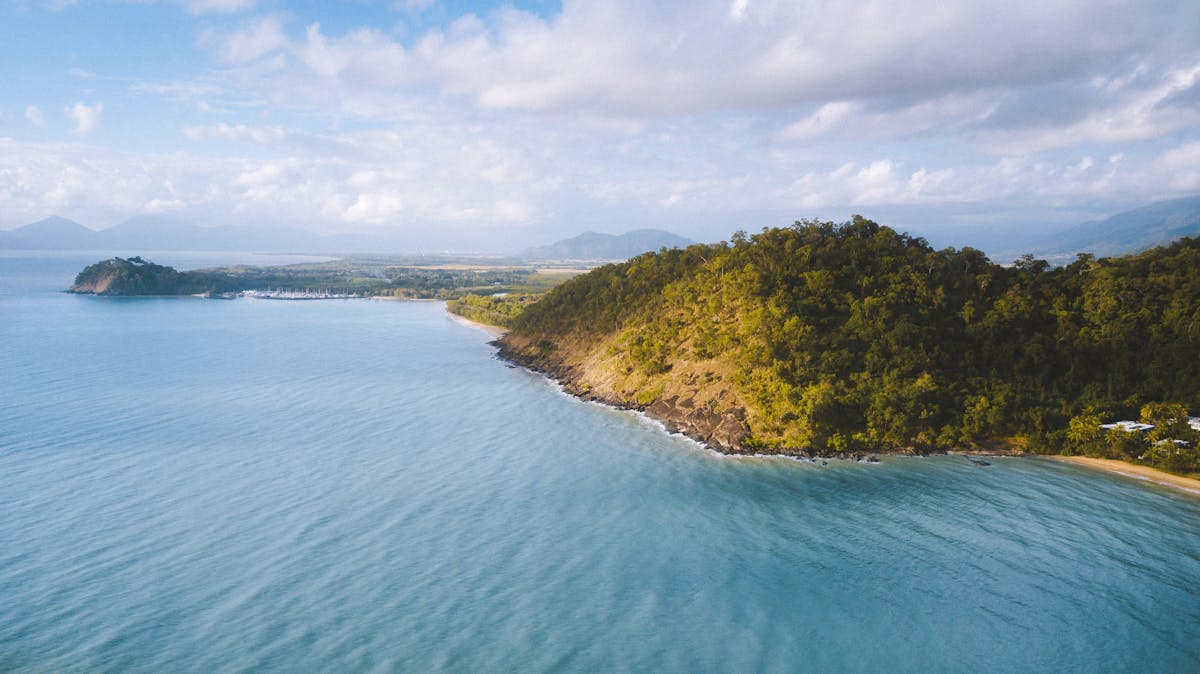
[2,253,1199,672]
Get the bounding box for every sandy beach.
[448,312,509,339]
[1046,456,1200,497]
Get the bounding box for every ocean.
[2,252,1199,672]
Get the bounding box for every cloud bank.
[1,0,1198,250]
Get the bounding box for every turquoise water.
[2,254,1199,672]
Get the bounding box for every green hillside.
[497,217,1200,464]
[69,257,236,295]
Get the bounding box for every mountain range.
[1009,194,1200,261]
[0,216,695,260]
[0,216,333,253]
[520,229,695,260]
[4,195,1199,260]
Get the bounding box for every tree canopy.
[501,217,1200,466]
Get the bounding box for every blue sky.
[1,0,1199,252]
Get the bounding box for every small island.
[69,256,236,296]
[477,217,1200,480]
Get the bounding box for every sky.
[1,0,1199,252]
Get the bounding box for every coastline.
[492,338,965,461]
[448,311,509,339]
[370,296,440,302]
[491,333,1198,497]
[1044,456,1200,496]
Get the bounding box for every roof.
[1099,420,1155,432]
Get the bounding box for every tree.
[1066,413,1103,455]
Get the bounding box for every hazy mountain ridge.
[1016,195,1200,260]
[0,215,330,252]
[0,216,104,249]
[8,194,1200,258]
[521,229,694,260]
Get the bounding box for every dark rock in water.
[966,456,992,466]
[867,455,880,463]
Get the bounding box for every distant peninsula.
[491,217,1200,474]
[69,257,237,296]
[68,255,575,300]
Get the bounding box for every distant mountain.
[0,216,103,249]
[521,229,694,260]
[0,215,331,252]
[1025,195,1200,260]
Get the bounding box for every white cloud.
[24,105,45,127]
[1064,156,1095,179]
[9,0,1200,247]
[65,101,103,135]
[185,123,289,144]
[144,197,186,213]
[729,0,749,22]
[1156,141,1200,192]
[978,64,1200,154]
[185,2,1157,119]
[172,0,1199,168]
[398,0,435,11]
[781,150,1176,213]
[179,0,257,14]
[133,80,225,98]
[780,102,859,141]
[204,14,288,64]
[411,1,1186,116]
[344,192,405,223]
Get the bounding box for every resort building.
[1099,420,1155,432]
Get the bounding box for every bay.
[2,254,1199,672]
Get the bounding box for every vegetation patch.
[498,217,1200,468]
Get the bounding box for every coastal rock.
[494,333,1023,461]
[642,396,749,450]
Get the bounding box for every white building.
[1099,420,1155,432]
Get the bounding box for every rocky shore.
[495,338,751,449]
[494,336,937,462]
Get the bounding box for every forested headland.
[493,217,1200,471]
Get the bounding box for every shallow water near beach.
[3,254,1200,672]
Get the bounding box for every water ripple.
[2,277,1200,672]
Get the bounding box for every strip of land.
[449,312,509,339]
[1045,456,1200,496]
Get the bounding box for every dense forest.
[495,217,1200,471]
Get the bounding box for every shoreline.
[493,340,981,461]
[1044,456,1200,497]
[492,333,1198,498]
[369,296,440,302]
[448,311,509,339]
